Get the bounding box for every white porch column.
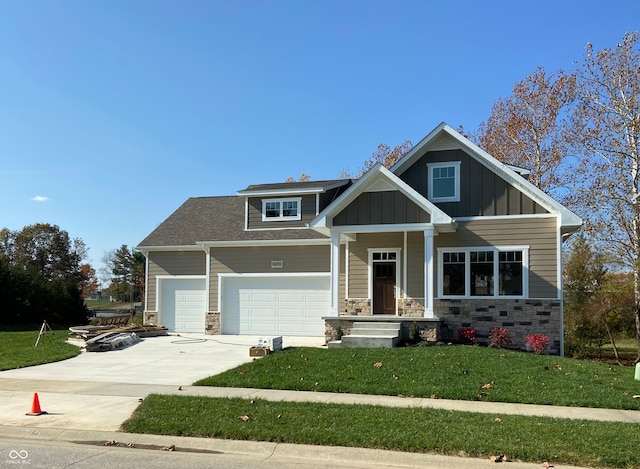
[424,227,435,318]
[330,230,341,316]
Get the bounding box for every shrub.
[457,327,476,345]
[525,333,550,354]
[489,327,511,348]
[409,321,421,343]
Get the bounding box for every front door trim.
[368,248,401,315]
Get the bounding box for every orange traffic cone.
[26,392,47,416]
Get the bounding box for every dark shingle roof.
[241,179,351,192]
[137,196,327,248]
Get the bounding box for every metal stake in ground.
[34,320,53,347]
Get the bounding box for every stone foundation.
[397,298,425,317]
[324,316,443,344]
[206,311,220,334]
[344,298,371,315]
[434,298,562,355]
[143,311,158,326]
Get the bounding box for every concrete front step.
[340,335,400,348]
[351,322,401,331]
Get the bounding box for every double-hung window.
[439,247,528,298]
[428,161,461,202]
[262,198,302,221]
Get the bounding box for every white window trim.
[261,197,302,221]
[437,246,529,299]
[427,161,461,202]
[367,248,401,314]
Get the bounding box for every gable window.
[262,198,302,221]
[439,247,528,298]
[428,162,461,202]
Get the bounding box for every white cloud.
[31,196,49,202]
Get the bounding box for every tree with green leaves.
[102,245,145,304]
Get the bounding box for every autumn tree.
[568,31,640,360]
[475,67,576,198]
[285,173,311,183]
[356,140,413,177]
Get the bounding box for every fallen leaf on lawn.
[392,373,399,379]
[162,444,176,451]
[542,462,553,468]
[490,454,507,462]
[430,394,438,399]
[494,417,501,422]
[633,395,640,399]
[554,364,562,370]
[374,362,383,368]
[482,382,493,389]
[238,415,250,422]
[241,369,250,374]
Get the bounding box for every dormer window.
[428,161,461,202]
[262,198,302,221]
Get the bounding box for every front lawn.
[0,326,80,371]
[194,346,640,410]
[122,394,640,469]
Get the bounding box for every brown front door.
[373,262,396,314]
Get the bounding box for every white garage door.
[222,276,330,336]
[160,278,207,333]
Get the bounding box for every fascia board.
[237,181,349,197]
[135,245,204,252]
[196,239,330,247]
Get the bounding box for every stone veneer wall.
[344,298,371,315]
[433,299,562,355]
[144,311,158,326]
[206,312,220,335]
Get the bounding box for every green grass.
[194,346,640,410]
[0,327,81,371]
[121,394,640,469]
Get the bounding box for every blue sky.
[1,0,638,278]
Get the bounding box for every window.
[428,162,461,202]
[439,247,528,298]
[262,198,301,221]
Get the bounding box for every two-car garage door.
[221,275,330,336]
[159,275,329,336]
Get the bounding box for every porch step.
[338,322,402,348]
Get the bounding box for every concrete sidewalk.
[0,334,637,469]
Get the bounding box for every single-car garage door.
[160,278,207,333]
[221,275,330,336]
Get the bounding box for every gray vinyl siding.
[333,191,430,226]
[210,245,330,303]
[147,250,206,310]
[347,233,404,298]
[246,195,317,229]
[435,217,559,298]
[399,149,548,217]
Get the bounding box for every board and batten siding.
[399,149,548,218]
[246,194,317,229]
[147,250,206,310]
[406,231,425,298]
[209,245,331,304]
[333,191,430,226]
[435,217,559,298]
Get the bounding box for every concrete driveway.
[0,334,324,431]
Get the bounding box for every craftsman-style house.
[137,123,581,354]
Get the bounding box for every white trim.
[345,239,350,299]
[368,248,401,315]
[237,181,348,196]
[203,245,211,313]
[197,239,330,247]
[156,275,207,327]
[427,161,461,202]
[143,251,149,310]
[330,231,341,315]
[403,232,408,299]
[329,223,442,234]
[261,197,302,221]
[436,246,530,299]
[557,217,565,356]
[424,228,435,317]
[455,213,557,222]
[244,198,249,231]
